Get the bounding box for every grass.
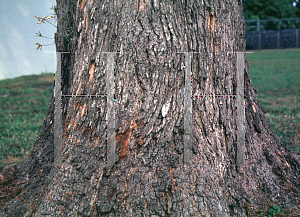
[0,48,299,171]
[246,48,300,154]
[0,73,54,170]
[258,205,285,217]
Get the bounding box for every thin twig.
[34,15,56,28]
[34,42,54,51]
[35,31,54,39]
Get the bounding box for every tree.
[1,0,300,216]
[242,0,299,20]
[296,0,300,17]
[242,0,300,30]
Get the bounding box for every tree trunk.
[1,0,300,216]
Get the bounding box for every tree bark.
[1,0,300,216]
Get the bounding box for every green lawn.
[0,48,299,170]
[0,73,54,170]
[246,48,300,154]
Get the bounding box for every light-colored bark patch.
[69,113,77,129]
[80,0,87,10]
[212,14,216,37]
[92,136,100,149]
[88,62,95,84]
[137,0,149,12]
[76,80,82,95]
[85,11,89,33]
[75,139,81,146]
[81,102,87,117]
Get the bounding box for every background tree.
[242,0,300,30]
[295,0,300,16]
[1,0,300,216]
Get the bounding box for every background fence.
[245,17,300,50]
